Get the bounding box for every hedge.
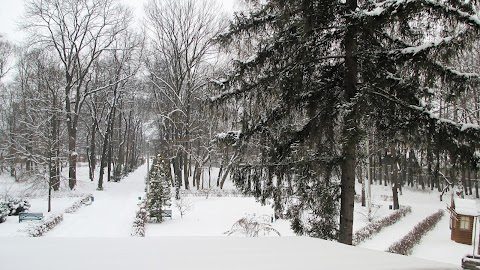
[64,194,94,214]
[386,209,444,255]
[26,214,64,237]
[353,206,412,246]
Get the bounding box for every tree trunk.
[88,120,97,182]
[339,0,358,244]
[361,174,366,207]
[51,105,60,191]
[183,151,189,189]
[107,143,113,182]
[114,111,126,181]
[68,127,77,190]
[391,146,399,210]
[419,149,425,190]
[475,170,479,199]
[97,133,109,191]
[378,152,383,185]
[217,164,223,187]
[383,155,388,187]
[173,156,182,199]
[468,167,472,196]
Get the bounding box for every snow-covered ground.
[412,214,471,265]
[354,184,469,266]
[0,163,473,268]
[45,163,146,237]
[0,196,86,236]
[0,237,460,270]
[147,196,295,236]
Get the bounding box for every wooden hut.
[449,198,479,245]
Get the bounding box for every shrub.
[132,200,147,237]
[353,206,412,245]
[0,197,31,216]
[26,214,64,237]
[224,214,281,237]
[386,209,444,255]
[0,204,9,223]
[64,194,94,214]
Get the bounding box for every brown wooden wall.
[451,215,474,245]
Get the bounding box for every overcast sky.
[0,0,237,44]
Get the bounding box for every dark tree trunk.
[383,155,388,187]
[173,156,182,199]
[183,151,189,189]
[194,161,201,190]
[98,106,116,190]
[467,167,472,196]
[378,152,383,186]
[419,149,425,190]
[88,120,97,182]
[361,177,366,207]
[107,143,113,182]
[97,133,109,191]
[339,0,358,245]
[475,170,479,199]
[51,105,60,191]
[391,146,399,210]
[68,127,78,190]
[217,164,223,187]
[114,110,126,181]
[26,134,33,172]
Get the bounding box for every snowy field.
[0,237,459,270]
[0,163,472,268]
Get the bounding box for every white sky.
[0,0,237,44]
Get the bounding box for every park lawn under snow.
[146,196,295,237]
[0,237,460,270]
[0,162,472,268]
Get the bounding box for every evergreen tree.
[215,0,480,244]
[146,155,172,222]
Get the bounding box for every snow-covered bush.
[224,214,280,237]
[353,206,412,245]
[180,189,245,198]
[26,214,64,237]
[0,204,9,223]
[175,197,193,218]
[64,194,94,214]
[386,209,444,255]
[1,197,31,216]
[132,200,147,237]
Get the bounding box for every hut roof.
[454,198,480,216]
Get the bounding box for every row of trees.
[0,0,232,206]
[0,0,146,201]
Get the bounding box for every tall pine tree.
[215,0,480,244]
[146,154,172,222]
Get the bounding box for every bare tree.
[144,0,226,195]
[0,35,13,81]
[23,0,133,189]
[175,197,193,218]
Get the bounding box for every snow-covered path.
[358,204,438,251]
[45,164,147,237]
[412,214,471,265]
